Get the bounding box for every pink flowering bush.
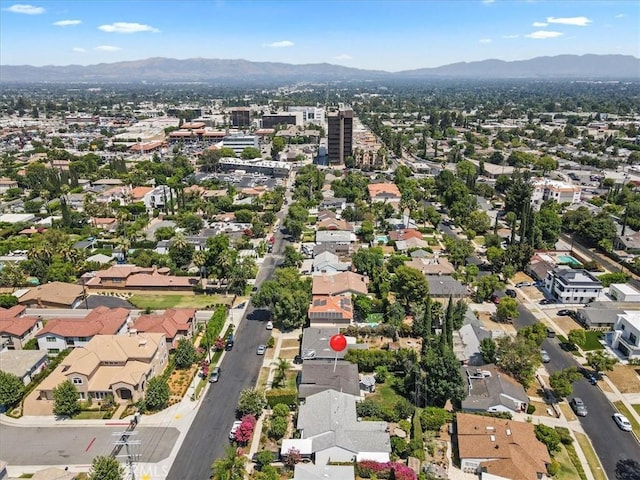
[356,460,416,480]
[233,415,257,444]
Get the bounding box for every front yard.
[607,365,640,394]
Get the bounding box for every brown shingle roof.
[456,413,550,480]
[312,272,369,296]
[18,282,84,307]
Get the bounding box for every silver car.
[541,350,551,363]
[613,413,632,431]
[570,397,588,417]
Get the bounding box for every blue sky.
[1,0,638,71]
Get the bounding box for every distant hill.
[1,54,638,83]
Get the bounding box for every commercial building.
[261,113,300,129]
[327,107,353,164]
[221,134,259,155]
[230,108,251,128]
[287,106,325,124]
[218,158,292,177]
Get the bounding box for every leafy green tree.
[174,338,198,369]
[474,274,503,302]
[392,266,430,309]
[517,323,548,347]
[241,147,261,159]
[443,237,474,268]
[479,337,497,363]
[496,297,519,322]
[271,136,286,158]
[236,388,267,418]
[422,344,465,407]
[359,219,375,243]
[177,213,203,235]
[535,424,561,453]
[53,380,80,417]
[252,268,312,329]
[168,233,195,269]
[212,446,247,480]
[0,294,18,308]
[567,329,586,348]
[144,377,169,411]
[549,367,582,398]
[466,210,491,234]
[352,247,385,275]
[420,406,451,431]
[0,371,24,408]
[586,350,617,373]
[154,226,175,241]
[281,245,303,268]
[495,336,540,387]
[88,455,125,480]
[254,451,275,471]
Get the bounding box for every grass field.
[129,294,231,309]
[575,432,607,480]
[554,444,582,480]
[583,331,604,350]
[633,404,640,416]
[370,377,404,406]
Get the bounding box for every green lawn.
[553,444,582,480]
[129,294,231,309]
[574,432,607,480]
[73,410,111,420]
[633,404,640,416]
[370,378,404,405]
[583,331,604,351]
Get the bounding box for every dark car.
[557,309,573,316]
[547,328,556,338]
[505,289,517,298]
[540,298,558,305]
[225,334,234,351]
[490,294,501,304]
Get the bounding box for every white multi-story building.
[287,106,325,124]
[543,266,603,304]
[221,134,259,155]
[609,312,640,360]
[531,178,581,210]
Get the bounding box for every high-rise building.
[327,108,353,164]
[230,108,251,128]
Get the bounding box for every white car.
[266,321,273,330]
[229,420,242,440]
[613,413,632,432]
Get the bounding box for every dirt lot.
[520,286,544,300]
[281,339,300,349]
[607,365,640,394]
[477,311,517,335]
[553,316,583,334]
[513,272,534,283]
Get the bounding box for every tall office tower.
[230,108,251,128]
[327,107,353,164]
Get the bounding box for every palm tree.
[211,446,247,480]
[116,237,130,262]
[271,357,291,389]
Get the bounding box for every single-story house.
[575,302,639,329]
[427,275,468,298]
[308,296,354,327]
[367,183,401,204]
[301,327,365,361]
[290,389,391,465]
[17,282,86,309]
[0,349,48,385]
[312,272,369,297]
[37,332,168,404]
[85,265,199,291]
[456,412,550,479]
[133,308,196,349]
[312,251,350,274]
[405,256,455,276]
[461,364,529,414]
[293,464,354,480]
[298,360,361,400]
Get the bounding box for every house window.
[78,337,88,342]
[47,348,60,354]
[629,332,638,346]
[72,377,83,385]
[46,337,56,342]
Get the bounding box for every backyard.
[129,294,233,309]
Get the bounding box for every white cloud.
[53,19,81,26]
[503,34,520,39]
[4,4,44,14]
[334,54,353,60]
[546,16,592,26]
[532,21,548,27]
[479,38,492,44]
[263,40,294,48]
[525,30,563,39]
[72,47,86,53]
[95,45,122,52]
[98,22,159,33]
[614,13,626,18]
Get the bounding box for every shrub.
[421,407,451,432]
[547,460,560,476]
[356,460,417,480]
[174,339,198,369]
[265,389,297,408]
[272,403,290,418]
[398,419,411,434]
[268,416,288,440]
[394,397,415,421]
[255,450,275,471]
[237,388,267,418]
[375,365,389,383]
[144,377,170,412]
[391,436,410,459]
[53,380,80,417]
[526,404,536,414]
[535,424,561,453]
[356,399,384,419]
[555,426,574,445]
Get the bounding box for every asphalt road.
[0,425,178,466]
[513,303,640,478]
[166,193,291,480]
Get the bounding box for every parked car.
[256,344,267,355]
[547,328,556,338]
[570,397,588,417]
[505,289,517,298]
[266,321,273,330]
[557,309,573,316]
[540,298,558,305]
[515,281,532,288]
[209,366,221,383]
[490,294,501,304]
[225,334,234,351]
[540,350,551,363]
[613,413,632,431]
[229,420,242,440]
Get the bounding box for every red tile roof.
[133,308,196,340]
[36,307,130,339]
[0,306,40,336]
[368,183,401,198]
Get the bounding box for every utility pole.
[112,430,140,480]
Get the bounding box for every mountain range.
[1,54,638,83]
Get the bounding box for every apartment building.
[327,107,353,164]
[531,178,581,210]
[543,266,603,304]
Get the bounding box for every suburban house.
[84,265,199,291]
[394,237,429,251]
[293,464,354,480]
[17,282,86,309]
[91,217,118,232]
[0,349,48,385]
[456,412,550,479]
[37,332,167,404]
[285,389,391,465]
[615,231,640,255]
[315,230,357,247]
[36,307,131,354]
[0,177,18,194]
[312,251,350,274]
[427,275,468,298]
[543,266,603,304]
[388,229,423,242]
[608,311,640,360]
[454,323,493,366]
[575,302,639,330]
[367,183,401,205]
[317,217,353,232]
[609,284,640,302]
[133,308,196,349]
[301,327,365,361]
[461,365,529,414]
[312,272,369,297]
[308,296,354,327]
[0,305,43,350]
[298,360,361,400]
[319,197,347,211]
[405,256,456,276]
